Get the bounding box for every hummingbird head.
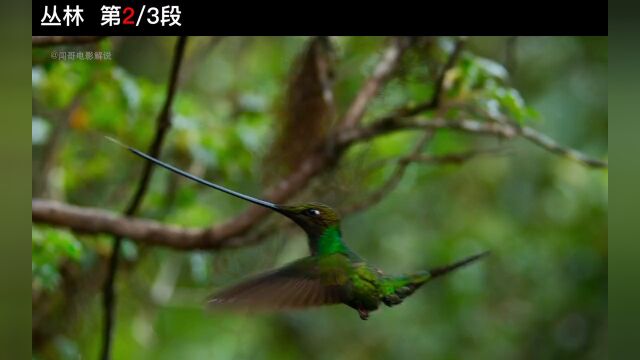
[275,202,340,238]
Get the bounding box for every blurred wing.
[207,256,345,310]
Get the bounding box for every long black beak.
[107,137,280,211]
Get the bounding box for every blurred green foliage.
[32,37,607,359]
[32,226,83,292]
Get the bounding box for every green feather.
[316,226,349,255]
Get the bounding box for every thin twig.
[338,117,517,146]
[345,131,434,214]
[365,147,510,169]
[472,104,608,169]
[340,37,412,129]
[520,126,608,168]
[403,147,510,165]
[100,36,187,360]
[395,37,466,117]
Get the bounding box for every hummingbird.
[112,138,489,320]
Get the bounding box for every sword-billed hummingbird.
[113,138,489,320]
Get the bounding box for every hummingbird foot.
[382,294,403,307]
[357,308,370,320]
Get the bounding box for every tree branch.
[402,147,509,165]
[339,37,412,129]
[100,36,188,360]
[339,116,607,169]
[337,117,518,146]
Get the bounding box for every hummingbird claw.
[382,294,402,306]
[357,308,369,320]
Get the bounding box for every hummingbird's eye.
[306,209,321,217]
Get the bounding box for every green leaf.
[32,226,84,292]
[475,57,508,81]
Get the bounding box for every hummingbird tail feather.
[426,250,490,281]
[382,251,490,306]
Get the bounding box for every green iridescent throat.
[315,225,348,255]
